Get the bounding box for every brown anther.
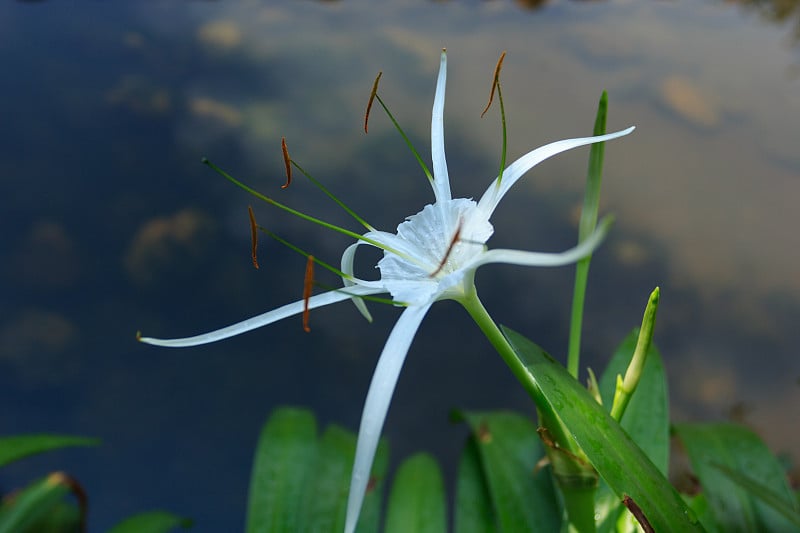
[248,205,259,269]
[364,71,382,134]
[429,221,463,278]
[622,495,655,533]
[303,255,315,332]
[280,137,292,189]
[481,50,507,118]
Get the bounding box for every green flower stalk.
[610,287,660,421]
[138,50,634,532]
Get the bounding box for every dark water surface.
[1,1,798,530]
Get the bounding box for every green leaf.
[683,493,720,533]
[454,438,496,533]
[0,474,73,533]
[298,426,354,532]
[246,407,388,533]
[501,327,704,532]
[596,330,670,532]
[0,435,99,468]
[455,410,560,532]
[712,463,800,528]
[27,502,82,533]
[298,425,387,533]
[385,453,446,533]
[354,435,388,533]
[674,422,799,532]
[246,407,318,533]
[567,90,609,378]
[106,511,192,533]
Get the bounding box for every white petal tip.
[136,336,188,348]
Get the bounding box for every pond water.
[1,1,798,530]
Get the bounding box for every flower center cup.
[372,198,493,305]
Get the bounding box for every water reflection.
[1,1,798,531]
[733,0,800,39]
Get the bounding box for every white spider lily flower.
[139,51,634,532]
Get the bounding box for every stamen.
[364,71,382,134]
[429,220,463,278]
[201,158,417,265]
[303,255,315,332]
[375,93,434,183]
[289,159,375,232]
[481,51,506,118]
[280,137,292,189]
[248,205,259,269]
[479,51,509,186]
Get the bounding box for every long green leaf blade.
[106,511,193,533]
[454,438,496,533]
[712,463,800,528]
[456,410,560,532]
[298,426,387,533]
[0,435,99,468]
[567,90,608,378]
[385,453,446,533]
[0,474,72,533]
[674,422,799,532]
[246,407,318,533]
[298,426,354,532]
[501,327,704,532]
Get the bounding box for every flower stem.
[460,285,579,452]
[460,287,542,406]
[461,285,599,532]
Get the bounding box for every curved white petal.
[466,217,613,270]
[344,303,433,533]
[477,127,635,217]
[364,229,436,270]
[430,50,451,203]
[138,284,384,348]
[342,242,374,322]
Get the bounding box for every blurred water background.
[1,1,798,530]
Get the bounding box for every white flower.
[139,51,634,532]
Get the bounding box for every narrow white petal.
[342,242,374,322]
[467,217,613,270]
[138,285,383,348]
[477,127,635,216]
[344,303,433,533]
[430,50,451,203]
